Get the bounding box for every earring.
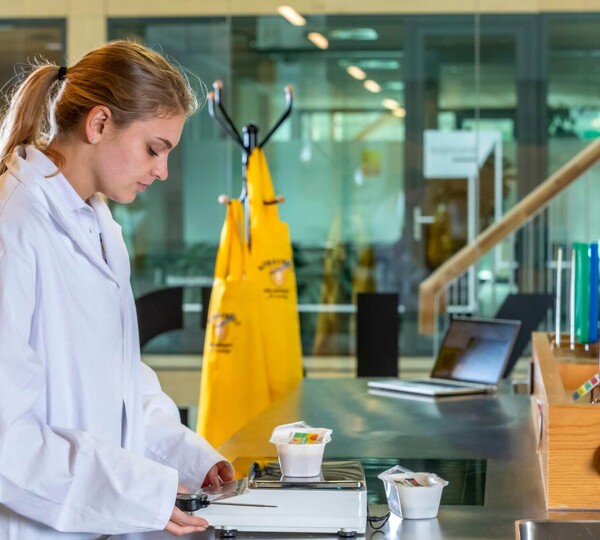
[91,138,97,144]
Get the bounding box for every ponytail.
[0,40,198,176]
[0,64,62,174]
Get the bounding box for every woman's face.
[93,113,186,204]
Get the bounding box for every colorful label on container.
[289,432,322,444]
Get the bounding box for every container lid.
[380,471,449,488]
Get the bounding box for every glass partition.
[108,13,600,362]
[110,16,412,357]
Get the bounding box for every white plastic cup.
[392,473,447,519]
[270,421,332,477]
[275,441,326,477]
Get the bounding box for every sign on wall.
[424,130,500,179]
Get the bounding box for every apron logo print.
[270,262,291,286]
[214,324,228,342]
[209,313,238,344]
[258,259,292,286]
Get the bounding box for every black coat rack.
[208,80,293,244]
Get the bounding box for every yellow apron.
[246,148,303,401]
[197,200,270,447]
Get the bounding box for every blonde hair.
[0,40,198,173]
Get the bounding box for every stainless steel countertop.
[141,378,600,539]
[219,378,547,540]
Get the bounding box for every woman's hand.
[165,506,208,537]
[202,460,235,488]
[164,484,209,537]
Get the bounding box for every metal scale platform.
[193,460,367,536]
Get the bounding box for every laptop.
[367,317,521,397]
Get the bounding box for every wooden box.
[531,332,600,510]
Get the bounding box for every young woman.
[0,40,234,539]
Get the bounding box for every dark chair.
[136,286,185,349]
[495,292,553,378]
[356,292,400,377]
[135,286,188,424]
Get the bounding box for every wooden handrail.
[418,138,600,335]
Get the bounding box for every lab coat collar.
[89,194,131,285]
[49,172,89,214]
[7,146,121,284]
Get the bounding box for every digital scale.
[178,460,368,537]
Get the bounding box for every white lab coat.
[0,146,229,539]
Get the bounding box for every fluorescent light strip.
[277,5,306,26]
[392,107,406,118]
[308,32,329,50]
[363,79,381,93]
[346,65,366,80]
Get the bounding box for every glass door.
[401,15,546,350]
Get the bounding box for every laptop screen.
[431,318,521,385]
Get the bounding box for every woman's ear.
[85,105,112,145]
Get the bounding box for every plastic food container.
[269,421,332,477]
[378,466,448,519]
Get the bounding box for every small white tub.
[379,468,448,519]
[270,421,332,477]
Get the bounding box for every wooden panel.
[532,333,568,403]
[547,403,600,508]
[532,333,600,510]
[557,362,599,392]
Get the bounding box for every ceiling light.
[277,6,306,26]
[307,32,329,50]
[392,107,407,118]
[382,98,400,110]
[346,66,366,80]
[363,80,381,93]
